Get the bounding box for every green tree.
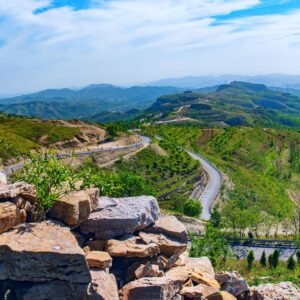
[16,152,76,220]
[272,249,280,268]
[247,250,255,270]
[260,251,267,268]
[268,254,273,269]
[190,223,229,267]
[183,199,202,217]
[210,207,222,228]
[287,256,296,270]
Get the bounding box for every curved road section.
[187,150,222,220]
[0,135,151,176]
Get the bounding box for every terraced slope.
[146,81,300,130]
[152,125,300,229]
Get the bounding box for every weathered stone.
[87,239,106,251]
[0,172,7,186]
[139,231,187,256]
[216,272,249,297]
[166,257,215,283]
[106,236,159,258]
[86,251,112,269]
[191,272,221,289]
[180,283,219,298]
[49,189,99,227]
[88,270,119,300]
[207,291,237,300]
[135,262,163,279]
[0,202,24,234]
[80,196,160,239]
[0,182,35,201]
[120,276,182,300]
[249,282,300,300]
[0,222,91,283]
[86,187,100,211]
[144,215,188,242]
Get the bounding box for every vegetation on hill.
[0,85,180,120]
[151,124,300,234]
[0,114,80,164]
[110,138,203,215]
[146,81,300,130]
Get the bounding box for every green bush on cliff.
[183,199,202,217]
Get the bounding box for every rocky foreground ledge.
[0,182,299,300]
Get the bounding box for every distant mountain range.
[149,74,300,90]
[0,85,181,120]
[146,81,300,130]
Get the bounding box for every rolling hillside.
[0,114,106,165]
[146,81,300,130]
[152,125,300,230]
[0,85,180,119]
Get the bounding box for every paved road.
[0,135,151,176]
[187,150,222,220]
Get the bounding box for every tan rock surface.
[89,270,119,300]
[0,221,91,283]
[180,283,219,298]
[207,291,237,300]
[134,262,163,279]
[0,182,35,200]
[144,215,188,242]
[106,236,159,258]
[86,251,112,269]
[139,231,187,256]
[0,202,22,233]
[216,272,249,297]
[191,271,221,289]
[49,189,99,227]
[120,276,182,300]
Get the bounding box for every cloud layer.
[0,0,300,94]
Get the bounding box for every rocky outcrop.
[216,272,249,297]
[0,182,35,200]
[0,202,26,233]
[139,231,187,256]
[49,188,100,227]
[0,222,91,283]
[80,196,160,239]
[106,235,160,258]
[144,215,188,242]
[86,251,112,270]
[249,282,300,300]
[120,276,183,300]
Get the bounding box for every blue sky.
[0,0,300,94]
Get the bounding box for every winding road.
[187,150,222,220]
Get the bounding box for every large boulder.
[0,182,35,201]
[139,231,187,257]
[216,272,249,297]
[0,221,91,283]
[49,188,99,227]
[144,215,188,243]
[120,276,182,300]
[249,282,300,300]
[106,235,160,258]
[80,196,160,239]
[0,202,26,234]
[88,270,119,300]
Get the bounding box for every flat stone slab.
[0,221,91,283]
[80,196,160,239]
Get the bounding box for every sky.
[0,0,300,94]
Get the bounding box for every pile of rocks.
[0,181,299,300]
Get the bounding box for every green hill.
[146,81,300,130]
[0,114,80,164]
[152,125,300,231]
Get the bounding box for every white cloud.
[0,0,299,94]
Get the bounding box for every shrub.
[296,250,300,266]
[260,251,267,268]
[272,250,280,268]
[268,254,273,269]
[183,199,202,217]
[247,250,255,270]
[287,256,296,270]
